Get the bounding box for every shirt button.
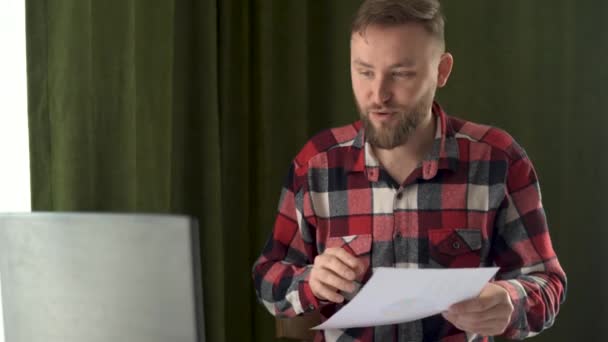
[452,241,461,249]
[396,192,403,200]
[309,304,315,310]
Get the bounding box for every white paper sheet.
[313,267,499,330]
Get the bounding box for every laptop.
[0,212,205,342]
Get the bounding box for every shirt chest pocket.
[324,234,372,282]
[428,228,482,268]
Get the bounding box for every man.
[252,0,567,341]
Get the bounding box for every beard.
[359,94,433,149]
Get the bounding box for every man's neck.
[372,113,436,182]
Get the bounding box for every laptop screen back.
[0,213,205,342]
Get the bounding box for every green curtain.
[440,1,608,341]
[26,0,606,341]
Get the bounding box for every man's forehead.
[351,23,432,42]
[350,25,441,62]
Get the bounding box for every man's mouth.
[370,111,396,122]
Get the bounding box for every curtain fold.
[26,1,607,341]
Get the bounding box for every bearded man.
[252,1,567,341]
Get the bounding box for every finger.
[475,318,509,336]
[449,295,499,314]
[311,280,344,303]
[442,311,508,336]
[309,276,329,301]
[314,253,353,279]
[317,252,357,281]
[459,318,508,336]
[475,319,509,336]
[315,267,356,293]
[448,310,507,328]
[452,282,512,315]
[324,248,364,276]
[442,311,466,331]
[324,283,338,293]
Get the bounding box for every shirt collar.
[346,102,460,181]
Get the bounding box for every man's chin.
[369,139,403,150]
[366,118,396,131]
[368,131,402,149]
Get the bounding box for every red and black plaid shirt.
[253,103,566,342]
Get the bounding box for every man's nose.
[372,77,391,104]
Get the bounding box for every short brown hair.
[351,0,445,49]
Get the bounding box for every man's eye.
[359,70,373,77]
[393,71,416,78]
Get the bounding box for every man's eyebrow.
[352,58,416,68]
[353,59,373,68]
[389,59,416,68]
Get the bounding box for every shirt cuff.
[492,279,525,339]
[298,266,320,313]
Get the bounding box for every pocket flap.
[429,228,482,256]
[325,234,372,256]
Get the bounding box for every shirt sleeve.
[251,161,321,318]
[492,153,567,339]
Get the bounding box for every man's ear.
[437,52,453,88]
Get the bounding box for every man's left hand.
[441,282,514,336]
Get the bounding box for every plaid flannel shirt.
[253,103,567,342]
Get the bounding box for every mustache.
[365,102,405,112]
[366,107,402,113]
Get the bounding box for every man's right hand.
[309,247,365,303]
